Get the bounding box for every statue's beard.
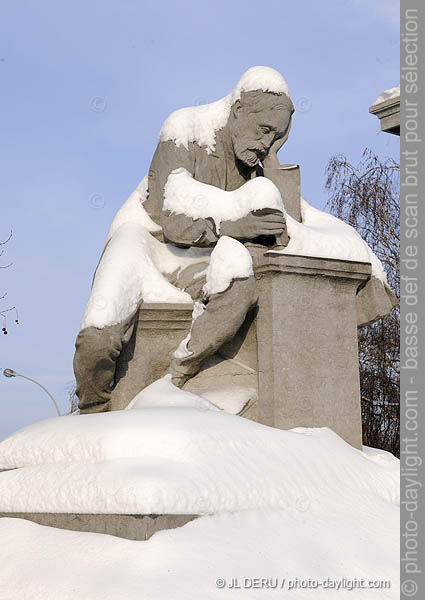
[232,135,266,167]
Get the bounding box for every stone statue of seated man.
[74,66,296,413]
[73,66,396,416]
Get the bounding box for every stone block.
[0,512,196,540]
[263,163,302,222]
[369,96,400,136]
[253,252,371,448]
[111,303,193,410]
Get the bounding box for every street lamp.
[3,368,61,416]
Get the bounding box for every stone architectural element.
[0,512,196,541]
[263,163,302,223]
[369,94,400,136]
[112,304,194,410]
[252,252,370,448]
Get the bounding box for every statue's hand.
[220,209,285,241]
[262,135,286,169]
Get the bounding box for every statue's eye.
[260,126,271,134]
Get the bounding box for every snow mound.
[203,235,253,295]
[272,198,386,282]
[0,502,398,600]
[372,85,400,106]
[200,386,255,414]
[126,375,218,411]
[0,386,399,598]
[80,222,193,330]
[0,406,399,514]
[362,445,400,466]
[159,66,290,153]
[80,177,212,330]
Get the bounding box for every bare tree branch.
[1,230,19,334]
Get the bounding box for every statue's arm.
[261,136,286,193]
[219,209,286,242]
[150,141,220,248]
[260,123,302,223]
[162,210,218,248]
[153,142,285,247]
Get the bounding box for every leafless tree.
[325,149,399,456]
[1,231,19,335]
[66,381,79,414]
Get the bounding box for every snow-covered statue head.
[159,66,294,166]
[228,88,294,168]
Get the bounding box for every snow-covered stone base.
[0,492,398,599]
[0,386,399,599]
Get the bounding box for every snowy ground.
[0,385,399,599]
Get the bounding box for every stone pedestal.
[111,303,193,410]
[369,94,400,136]
[253,252,371,448]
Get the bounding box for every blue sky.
[0,0,399,438]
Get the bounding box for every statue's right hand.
[220,209,285,241]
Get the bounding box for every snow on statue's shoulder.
[159,66,290,153]
[107,175,161,241]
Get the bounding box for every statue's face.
[230,93,292,167]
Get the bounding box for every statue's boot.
[170,275,258,388]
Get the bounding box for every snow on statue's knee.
[203,236,253,296]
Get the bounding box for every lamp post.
[3,368,61,416]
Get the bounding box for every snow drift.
[0,397,399,515]
[0,391,399,599]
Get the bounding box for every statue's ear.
[231,99,242,119]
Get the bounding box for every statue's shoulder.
[149,139,197,177]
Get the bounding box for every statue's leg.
[170,239,258,387]
[73,311,138,413]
